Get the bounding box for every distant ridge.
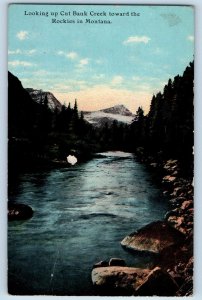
[26,88,62,112]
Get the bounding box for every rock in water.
[8,203,33,221]
[93,261,109,269]
[93,258,126,270]
[92,266,151,295]
[121,221,185,254]
[109,258,126,267]
[91,265,179,296]
[67,155,77,165]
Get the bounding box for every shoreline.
[92,150,193,296]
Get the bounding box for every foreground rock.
[121,221,185,253]
[8,203,33,221]
[92,266,178,296]
[136,266,179,296]
[92,266,150,295]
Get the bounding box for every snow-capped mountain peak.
[26,88,62,112]
[83,105,134,128]
[100,104,133,116]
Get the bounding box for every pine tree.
[80,111,84,120]
[73,99,78,119]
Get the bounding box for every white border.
[1,0,202,299]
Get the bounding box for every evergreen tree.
[73,99,78,119]
[80,111,84,120]
[130,106,145,148]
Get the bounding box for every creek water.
[8,151,168,295]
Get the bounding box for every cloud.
[8,60,34,67]
[130,75,168,93]
[16,31,29,40]
[123,36,151,45]
[187,35,194,42]
[95,59,104,65]
[111,75,124,85]
[57,51,91,71]
[31,69,51,76]
[20,78,48,89]
[66,52,78,60]
[132,75,164,83]
[49,79,89,93]
[77,58,89,68]
[8,49,22,55]
[52,83,72,91]
[57,50,78,60]
[8,49,37,55]
[27,49,37,55]
[57,50,64,55]
[79,58,89,66]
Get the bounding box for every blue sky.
[8,4,194,113]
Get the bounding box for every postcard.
[8,3,194,296]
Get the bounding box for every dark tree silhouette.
[130,61,194,176]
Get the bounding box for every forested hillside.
[130,61,194,176]
[8,72,95,166]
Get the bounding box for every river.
[8,151,169,295]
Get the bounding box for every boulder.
[92,266,150,295]
[121,221,185,254]
[92,265,179,296]
[162,175,176,183]
[167,215,184,229]
[181,200,193,211]
[169,197,186,206]
[93,258,126,270]
[136,267,179,296]
[93,260,109,269]
[109,258,126,267]
[163,160,178,172]
[171,187,185,197]
[8,203,33,221]
[165,208,180,220]
[67,154,77,165]
[163,159,176,166]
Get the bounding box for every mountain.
[26,88,62,112]
[8,71,40,138]
[83,105,134,128]
[100,104,133,116]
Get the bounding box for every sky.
[8,4,194,113]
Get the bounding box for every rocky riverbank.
[91,155,193,296]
